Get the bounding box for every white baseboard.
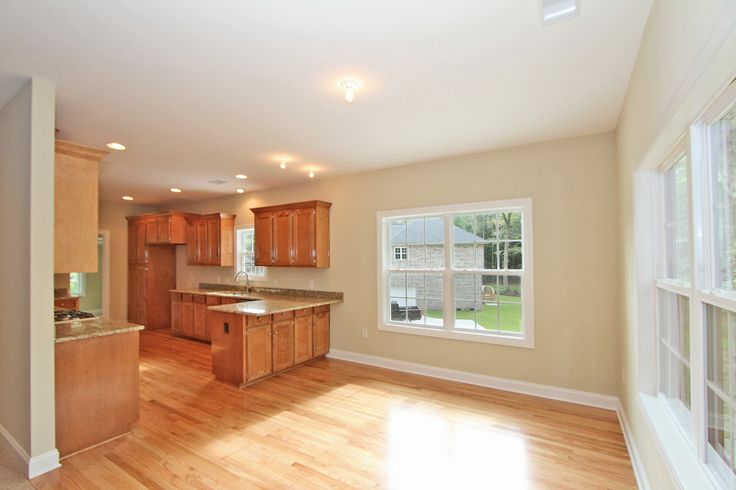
[617,400,650,490]
[326,349,619,410]
[0,423,60,479]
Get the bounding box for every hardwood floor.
[32,330,637,489]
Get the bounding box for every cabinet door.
[127,222,137,265]
[135,220,147,265]
[195,220,208,265]
[134,268,147,325]
[156,216,170,243]
[171,293,182,334]
[272,320,294,372]
[246,324,273,381]
[181,297,194,337]
[186,224,196,264]
[254,212,273,266]
[313,310,330,357]
[193,296,207,340]
[294,313,313,364]
[292,207,316,266]
[206,217,221,265]
[272,210,292,266]
[145,218,158,244]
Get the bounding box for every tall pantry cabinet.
[126,215,176,329]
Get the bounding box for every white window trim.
[234,225,267,281]
[376,198,534,348]
[70,272,86,298]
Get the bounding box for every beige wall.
[0,78,57,463]
[163,132,621,395]
[99,200,155,321]
[616,1,736,488]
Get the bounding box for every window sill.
[378,322,534,348]
[638,393,718,489]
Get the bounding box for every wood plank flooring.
[32,329,637,489]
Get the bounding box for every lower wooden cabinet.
[313,306,330,358]
[193,295,207,340]
[246,323,273,382]
[209,305,331,387]
[171,293,182,334]
[172,293,220,341]
[181,294,194,337]
[293,309,313,364]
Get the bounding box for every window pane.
[389,217,444,270]
[498,241,522,270]
[662,155,690,283]
[708,388,734,477]
[453,215,477,269]
[710,102,736,291]
[454,211,523,271]
[657,289,691,438]
[423,273,444,328]
[389,272,441,327]
[453,274,522,334]
[498,212,522,240]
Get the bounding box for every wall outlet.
[361,328,368,338]
[308,280,315,290]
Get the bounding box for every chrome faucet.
[234,270,250,292]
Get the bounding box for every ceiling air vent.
[542,0,578,25]
[208,179,228,185]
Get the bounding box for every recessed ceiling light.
[236,188,245,194]
[122,196,134,201]
[339,79,360,104]
[235,174,248,180]
[542,0,578,25]
[106,142,126,151]
[308,169,315,179]
[170,188,182,193]
[277,155,290,169]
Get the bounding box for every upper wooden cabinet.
[186,213,236,266]
[54,140,107,273]
[145,212,191,244]
[251,200,331,268]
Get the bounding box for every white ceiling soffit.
[0,0,653,204]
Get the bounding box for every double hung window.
[378,198,533,348]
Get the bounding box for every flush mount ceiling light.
[277,155,290,169]
[234,174,248,180]
[542,0,578,25]
[169,187,182,193]
[236,188,245,194]
[106,142,126,151]
[122,195,134,201]
[339,79,360,104]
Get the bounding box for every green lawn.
[426,294,522,333]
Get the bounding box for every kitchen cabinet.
[193,295,207,340]
[245,322,272,382]
[54,140,108,273]
[272,312,294,372]
[293,308,313,364]
[54,297,80,310]
[145,213,191,245]
[127,216,176,329]
[251,200,331,268]
[187,213,236,266]
[313,305,330,357]
[181,294,194,337]
[209,304,331,387]
[171,293,182,335]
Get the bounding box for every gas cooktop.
[54,309,97,323]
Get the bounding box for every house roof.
[389,220,487,245]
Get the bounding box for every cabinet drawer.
[273,311,293,322]
[193,294,206,304]
[170,292,181,302]
[246,314,272,327]
[294,307,312,317]
[206,295,220,305]
[181,293,193,303]
[314,304,330,314]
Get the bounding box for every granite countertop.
[55,319,145,344]
[170,286,342,316]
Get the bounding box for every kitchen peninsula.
[55,318,143,457]
[170,285,342,387]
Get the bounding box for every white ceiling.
[0,0,652,205]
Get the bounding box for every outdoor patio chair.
[482,285,498,306]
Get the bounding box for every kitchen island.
[170,285,342,387]
[55,318,143,457]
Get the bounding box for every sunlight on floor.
[387,406,528,489]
